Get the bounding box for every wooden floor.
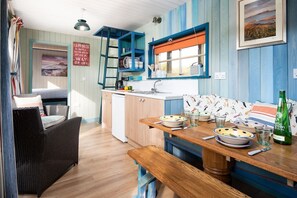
[19,123,139,198]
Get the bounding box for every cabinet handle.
[142,98,145,102]
[139,98,142,102]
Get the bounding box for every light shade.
[74,19,90,31]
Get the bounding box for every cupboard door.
[125,95,142,144]
[102,92,112,132]
[144,98,164,148]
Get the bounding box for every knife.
[248,147,271,156]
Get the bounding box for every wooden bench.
[128,145,249,198]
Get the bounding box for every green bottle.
[273,90,292,145]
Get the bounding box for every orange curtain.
[154,31,205,55]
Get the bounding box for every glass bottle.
[273,90,292,145]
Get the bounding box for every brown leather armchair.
[13,106,82,197]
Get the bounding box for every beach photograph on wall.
[237,0,286,49]
[41,55,68,77]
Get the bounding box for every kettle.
[115,80,123,90]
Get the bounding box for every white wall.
[20,28,101,121]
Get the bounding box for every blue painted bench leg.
[134,162,157,198]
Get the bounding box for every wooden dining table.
[139,117,297,187]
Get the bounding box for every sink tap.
[151,79,161,93]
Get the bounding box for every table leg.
[202,148,234,184]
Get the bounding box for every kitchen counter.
[101,89,183,100]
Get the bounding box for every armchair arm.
[44,105,69,119]
[43,117,82,163]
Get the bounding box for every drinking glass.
[215,115,226,128]
[255,126,272,146]
[190,111,199,127]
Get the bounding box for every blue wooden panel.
[248,48,261,103]
[219,0,229,98]
[273,44,288,103]
[228,0,238,99]
[211,0,220,95]
[260,46,273,103]
[167,11,173,36]
[198,0,212,95]
[164,99,183,115]
[192,0,199,26]
[197,0,205,25]
[287,0,297,101]
[238,50,249,101]
[179,3,187,31]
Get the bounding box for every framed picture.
[237,0,286,50]
[41,54,68,77]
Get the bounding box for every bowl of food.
[199,111,211,121]
[234,119,264,133]
[213,128,255,145]
[160,115,187,128]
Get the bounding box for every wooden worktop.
[140,117,297,184]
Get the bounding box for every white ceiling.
[11,0,187,38]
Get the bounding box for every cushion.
[248,102,277,128]
[13,95,46,116]
[183,94,216,113]
[41,115,65,129]
[287,99,297,136]
[211,96,253,122]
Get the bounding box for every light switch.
[293,69,297,79]
[214,72,226,80]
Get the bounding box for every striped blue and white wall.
[137,0,297,104]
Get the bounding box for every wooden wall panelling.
[219,0,229,98]
[20,28,101,121]
[287,0,297,100]
[273,44,288,103]
[191,0,198,26]
[210,0,220,95]
[228,0,238,100]
[237,50,249,101]
[260,46,274,103]
[186,0,192,28]
[248,48,261,103]
[179,3,187,31]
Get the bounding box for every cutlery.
[154,121,162,124]
[202,135,215,140]
[172,126,188,131]
[248,147,271,156]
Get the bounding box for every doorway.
[29,41,71,106]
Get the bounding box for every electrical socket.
[293,69,297,79]
[214,72,226,80]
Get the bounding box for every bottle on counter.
[273,90,292,145]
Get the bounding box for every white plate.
[215,136,252,148]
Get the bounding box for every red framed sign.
[73,42,90,66]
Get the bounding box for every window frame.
[148,23,210,79]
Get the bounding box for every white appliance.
[112,94,127,142]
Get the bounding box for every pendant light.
[74,8,90,31]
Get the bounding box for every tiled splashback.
[126,79,199,95]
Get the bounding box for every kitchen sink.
[131,90,155,94]
[131,90,171,95]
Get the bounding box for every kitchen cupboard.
[125,95,164,148]
[102,91,112,131]
[118,31,145,72]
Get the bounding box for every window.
[148,23,209,79]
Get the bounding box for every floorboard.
[19,123,140,198]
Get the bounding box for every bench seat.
[128,145,249,198]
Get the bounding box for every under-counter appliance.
[112,94,127,142]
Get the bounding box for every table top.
[140,117,297,183]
